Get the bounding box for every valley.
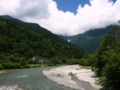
[0,15,120,90]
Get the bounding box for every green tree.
[0,64,3,70]
[92,35,116,76]
[99,49,120,90]
[92,26,120,90]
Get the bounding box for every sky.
[0,0,120,36]
[53,0,91,14]
[54,0,116,13]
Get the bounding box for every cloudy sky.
[0,0,120,36]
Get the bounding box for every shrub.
[0,64,3,70]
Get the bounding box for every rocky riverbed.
[43,65,102,90]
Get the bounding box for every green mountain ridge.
[0,17,84,59]
[0,15,83,51]
[61,26,113,52]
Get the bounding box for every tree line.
[83,26,120,90]
[92,26,120,90]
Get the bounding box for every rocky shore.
[43,65,101,90]
[0,70,5,74]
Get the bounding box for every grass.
[51,74,55,76]
[28,64,48,68]
[76,68,81,70]
[56,74,62,77]
[76,65,91,70]
[51,73,63,78]
[45,67,58,71]
[68,72,73,77]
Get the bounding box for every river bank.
[0,70,5,74]
[43,65,102,90]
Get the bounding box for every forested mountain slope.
[61,26,113,52]
[0,15,83,51]
[0,19,84,59]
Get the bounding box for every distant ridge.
[61,26,113,52]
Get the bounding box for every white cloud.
[0,0,20,15]
[0,0,120,36]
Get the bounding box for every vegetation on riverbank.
[60,25,120,90]
[83,26,120,90]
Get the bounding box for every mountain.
[61,26,113,52]
[0,15,83,51]
[0,17,84,60]
[0,15,53,36]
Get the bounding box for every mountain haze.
[61,26,113,52]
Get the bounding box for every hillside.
[0,15,83,51]
[0,18,84,59]
[61,26,113,52]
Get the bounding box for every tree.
[92,35,116,76]
[0,64,3,70]
[92,26,120,90]
[99,49,120,90]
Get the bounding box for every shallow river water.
[0,67,75,90]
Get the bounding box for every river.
[0,67,74,90]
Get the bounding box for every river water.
[0,67,74,90]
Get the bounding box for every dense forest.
[83,26,120,90]
[0,18,84,69]
[0,15,83,51]
[72,25,120,90]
